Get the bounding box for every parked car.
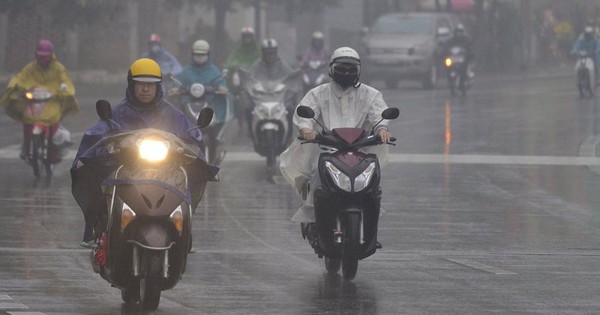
[360,12,462,89]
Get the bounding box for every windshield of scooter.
[81,128,203,202]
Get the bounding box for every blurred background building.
[0,0,599,77]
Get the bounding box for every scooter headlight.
[354,162,376,192]
[325,161,352,192]
[190,83,205,98]
[445,57,452,67]
[137,139,170,162]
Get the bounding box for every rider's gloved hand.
[300,128,317,141]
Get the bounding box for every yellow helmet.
[128,58,162,83]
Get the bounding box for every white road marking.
[191,151,600,166]
[444,258,517,275]
[0,302,28,309]
[1,142,598,167]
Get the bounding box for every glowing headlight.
[354,162,376,192]
[445,57,452,67]
[137,139,169,162]
[325,161,352,192]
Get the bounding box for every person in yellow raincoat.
[1,39,79,163]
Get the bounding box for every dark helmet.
[454,23,466,37]
[261,38,278,51]
[311,31,324,49]
[261,38,278,64]
[584,26,595,40]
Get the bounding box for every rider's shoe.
[80,240,97,249]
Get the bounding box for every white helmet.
[329,46,360,66]
[192,40,210,54]
[329,47,361,84]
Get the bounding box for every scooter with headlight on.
[240,69,302,177]
[87,100,215,311]
[168,76,231,165]
[296,105,399,280]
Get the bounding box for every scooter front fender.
[126,222,176,250]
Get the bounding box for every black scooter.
[444,46,470,96]
[296,105,399,280]
[87,101,215,311]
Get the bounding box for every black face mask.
[332,73,356,89]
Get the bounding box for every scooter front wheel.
[121,282,139,304]
[342,213,360,280]
[325,256,341,274]
[31,135,44,178]
[139,250,162,311]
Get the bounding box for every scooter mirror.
[296,105,315,119]
[96,99,112,120]
[197,107,214,129]
[382,107,399,120]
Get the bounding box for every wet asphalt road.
[1,69,600,314]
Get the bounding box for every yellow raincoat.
[1,56,79,125]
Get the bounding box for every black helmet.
[454,23,465,36]
[584,26,595,40]
[261,38,278,64]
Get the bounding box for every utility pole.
[254,0,262,41]
[521,0,532,70]
[128,0,139,62]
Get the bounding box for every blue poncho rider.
[72,58,218,247]
[141,33,183,76]
[571,25,600,81]
[169,39,230,164]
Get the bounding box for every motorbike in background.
[22,87,62,178]
[223,68,246,134]
[302,60,329,94]
[89,101,215,311]
[296,105,399,280]
[168,75,231,165]
[444,46,471,96]
[576,50,595,98]
[241,70,302,178]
